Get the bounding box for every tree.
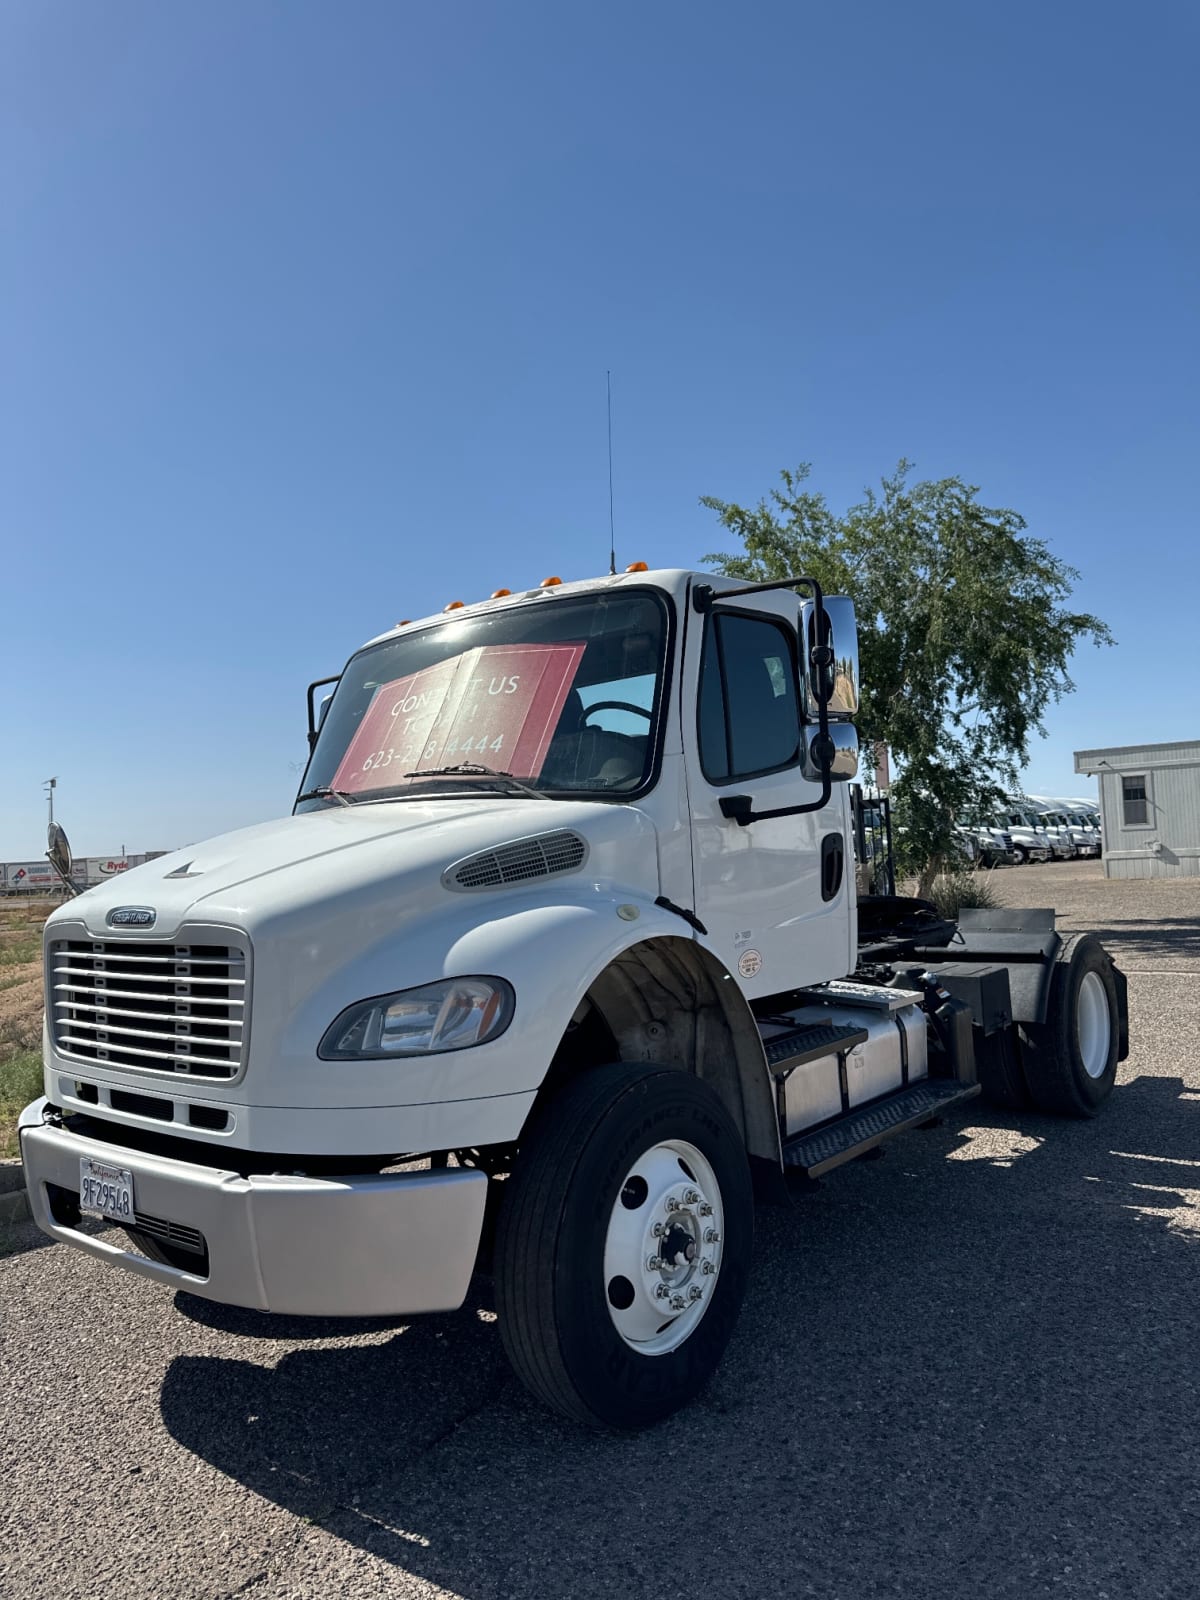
[702,461,1112,894]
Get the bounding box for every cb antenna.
[606,370,616,575]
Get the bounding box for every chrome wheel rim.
[603,1139,723,1356]
[1077,970,1112,1079]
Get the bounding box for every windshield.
[297,589,670,807]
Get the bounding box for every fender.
[258,888,722,1110]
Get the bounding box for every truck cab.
[19,567,1128,1429]
[992,808,1054,864]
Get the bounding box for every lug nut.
[646,1255,663,1272]
[688,1285,703,1302]
[704,1228,721,1244]
[665,1195,682,1213]
[698,1202,713,1217]
[651,1221,665,1238]
[670,1294,686,1311]
[701,1260,716,1275]
[655,1284,670,1299]
[683,1189,701,1205]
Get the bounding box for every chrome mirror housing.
[801,721,859,784]
[47,821,72,879]
[800,595,859,718]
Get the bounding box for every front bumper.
[18,1099,488,1317]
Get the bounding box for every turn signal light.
[491,588,512,598]
[540,576,562,587]
[625,561,648,572]
[444,600,465,611]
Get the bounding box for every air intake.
[446,830,588,891]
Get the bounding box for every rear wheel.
[1019,934,1119,1116]
[495,1063,753,1429]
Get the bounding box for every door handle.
[820,833,844,901]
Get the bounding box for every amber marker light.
[540,576,563,587]
[491,588,512,599]
[444,600,465,611]
[625,561,649,572]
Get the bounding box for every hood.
[54,798,661,941]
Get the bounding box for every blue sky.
[3,0,1196,857]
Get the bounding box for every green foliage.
[0,934,39,968]
[0,1050,42,1161]
[703,462,1112,888]
[926,869,1001,920]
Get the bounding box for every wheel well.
[534,936,781,1171]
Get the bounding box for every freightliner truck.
[20,567,1129,1428]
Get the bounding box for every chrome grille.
[448,830,587,891]
[50,938,247,1081]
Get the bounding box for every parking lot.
[2,860,1199,1600]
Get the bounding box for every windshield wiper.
[402,762,547,800]
[295,786,355,807]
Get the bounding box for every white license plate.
[79,1157,135,1223]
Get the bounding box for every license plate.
[79,1157,135,1223]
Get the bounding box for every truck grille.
[50,938,247,1081]
[1000,833,1014,849]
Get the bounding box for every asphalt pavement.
[2,861,1199,1600]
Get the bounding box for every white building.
[1074,740,1200,878]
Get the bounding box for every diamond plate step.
[761,1022,868,1076]
[783,1080,981,1178]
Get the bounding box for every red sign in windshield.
[332,642,586,793]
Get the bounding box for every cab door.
[683,587,853,999]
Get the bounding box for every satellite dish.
[47,821,73,880]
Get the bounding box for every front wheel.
[495,1063,753,1429]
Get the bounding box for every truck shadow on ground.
[159,1074,1200,1600]
[1077,917,1200,963]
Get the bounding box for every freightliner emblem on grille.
[107,906,157,929]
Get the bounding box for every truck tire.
[495,1062,753,1429]
[1018,934,1120,1117]
[1011,845,1027,865]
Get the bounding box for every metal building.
[1074,740,1200,878]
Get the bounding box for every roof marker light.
[397,620,412,627]
[491,588,512,599]
[540,576,563,587]
[625,561,648,572]
[444,600,465,611]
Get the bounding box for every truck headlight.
[319,977,515,1060]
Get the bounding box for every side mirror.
[47,821,73,879]
[46,821,81,896]
[801,722,859,784]
[800,596,859,718]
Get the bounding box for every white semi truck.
[20,567,1128,1429]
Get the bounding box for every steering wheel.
[581,700,653,725]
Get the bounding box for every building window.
[1122,774,1149,826]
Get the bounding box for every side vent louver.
[446,830,588,891]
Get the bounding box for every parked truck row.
[20,567,1128,1428]
[957,800,1102,868]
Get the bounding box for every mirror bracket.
[306,675,341,752]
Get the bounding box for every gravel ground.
[2,861,1199,1600]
